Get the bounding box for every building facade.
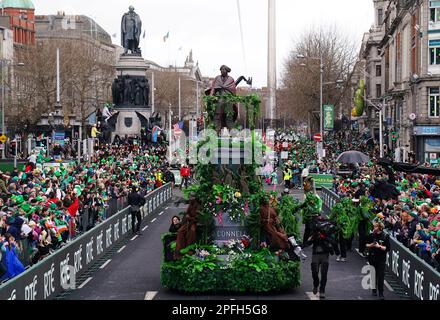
[360,0,440,163]
[0,0,35,46]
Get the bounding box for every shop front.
[414,126,440,164]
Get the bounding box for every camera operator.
[366,221,390,300]
[303,215,337,299]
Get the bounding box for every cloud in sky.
[35,0,375,87]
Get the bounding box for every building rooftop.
[35,13,112,45]
[1,0,34,10]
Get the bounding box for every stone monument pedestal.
[111,108,150,141]
[111,54,151,139]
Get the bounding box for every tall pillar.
[267,0,277,128]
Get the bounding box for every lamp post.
[358,68,386,158]
[1,60,25,159]
[168,104,173,162]
[297,54,323,158]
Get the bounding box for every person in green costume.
[300,176,323,245]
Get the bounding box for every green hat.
[20,203,32,213]
[409,211,418,218]
[437,230,440,238]
[35,196,43,202]
[54,171,61,177]
[13,195,24,205]
[400,198,410,203]
[50,202,57,210]
[430,231,436,236]
[432,220,439,227]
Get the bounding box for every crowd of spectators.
[0,140,174,281]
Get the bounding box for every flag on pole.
[152,125,163,143]
[163,31,169,42]
[143,30,146,39]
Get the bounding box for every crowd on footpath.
[0,139,176,282]
[270,128,440,272]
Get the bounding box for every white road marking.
[117,246,126,253]
[305,292,320,300]
[151,218,157,223]
[142,225,149,231]
[144,291,158,300]
[78,277,93,289]
[384,280,394,292]
[159,211,164,216]
[165,207,169,210]
[100,259,112,269]
[131,235,138,241]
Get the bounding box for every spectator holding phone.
[366,221,390,300]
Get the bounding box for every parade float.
[160,70,302,293]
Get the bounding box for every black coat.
[367,232,390,263]
[128,191,144,207]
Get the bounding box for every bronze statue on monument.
[121,6,142,55]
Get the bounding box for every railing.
[0,183,173,300]
[321,187,340,210]
[321,187,440,300]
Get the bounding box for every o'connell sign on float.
[213,212,248,245]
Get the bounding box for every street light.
[1,60,25,159]
[358,68,386,158]
[297,54,323,159]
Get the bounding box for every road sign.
[0,135,7,144]
[313,133,322,142]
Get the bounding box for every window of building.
[376,84,382,98]
[378,8,383,25]
[429,87,440,117]
[429,40,440,65]
[376,65,382,77]
[431,1,440,22]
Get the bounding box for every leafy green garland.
[203,93,261,129]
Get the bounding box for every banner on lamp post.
[323,105,334,131]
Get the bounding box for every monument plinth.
[110,6,151,141]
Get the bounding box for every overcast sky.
[35,0,375,88]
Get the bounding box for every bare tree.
[280,26,357,132]
[9,38,114,135]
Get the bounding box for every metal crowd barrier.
[0,183,173,299]
[321,187,340,211]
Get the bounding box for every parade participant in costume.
[301,176,323,246]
